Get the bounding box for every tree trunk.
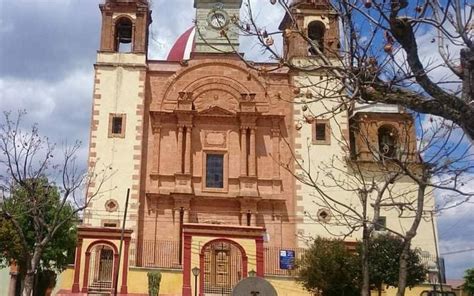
[361,225,370,296]
[22,248,43,296]
[395,242,411,296]
[22,273,34,296]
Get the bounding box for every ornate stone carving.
[194,90,238,113]
[177,91,194,111]
[204,131,227,148]
[178,91,194,101]
[239,93,257,112]
[240,93,256,102]
[105,199,119,212]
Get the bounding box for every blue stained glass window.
[206,154,224,188]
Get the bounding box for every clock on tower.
[194,0,243,53]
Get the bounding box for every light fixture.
[192,267,200,296]
[192,267,200,277]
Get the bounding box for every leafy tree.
[367,234,427,296]
[0,111,110,296]
[0,179,77,292]
[464,268,474,296]
[297,237,360,296]
[298,235,427,296]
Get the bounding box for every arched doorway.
[86,244,115,293]
[200,239,247,295]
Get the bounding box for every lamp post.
[192,267,200,296]
[248,269,256,277]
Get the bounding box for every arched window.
[308,21,325,55]
[115,17,133,52]
[378,125,398,158]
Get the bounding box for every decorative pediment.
[198,105,236,116]
[194,90,239,113]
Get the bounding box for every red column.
[120,239,131,294]
[81,251,91,293]
[71,238,83,293]
[182,234,192,296]
[256,237,264,277]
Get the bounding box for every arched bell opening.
[308,21,325,55]
[378,125,398,158]
[115,17,133,53]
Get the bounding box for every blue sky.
[0,0,472,279]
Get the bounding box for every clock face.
[208,11,228,29]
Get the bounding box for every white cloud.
[0,69,92,127]
[437,175,474,278]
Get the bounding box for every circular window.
[105,199,119,212]
[317,208,332,223]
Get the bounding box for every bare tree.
[0,111,111,296]
[283,107,473,295]
[207,0,473,139]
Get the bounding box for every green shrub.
[147,271,162,296]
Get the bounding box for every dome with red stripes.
[166,27,196,61]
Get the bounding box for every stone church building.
[57,0,439,295]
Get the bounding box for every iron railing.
[130,239,307,277]
[131,239,182,269]
[264,246,307,276]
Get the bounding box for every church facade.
[60,0,439,295]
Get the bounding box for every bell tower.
[194,0,243,53]
[278,0,339,60]
[99,0,151,53]
[84,0,151,260]
[281,1,346,247]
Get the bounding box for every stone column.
[251,212,258,227]
[177,125,184,173]
[184,125,192,174]
[131,23,136,52]
[240,127,247,176]
[184,207,190,223]
[271,128,280,178]
[249,127,256,176]
[152,126,161,174]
